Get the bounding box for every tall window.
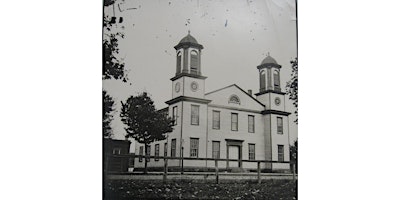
[273,70,280,89]
[277,117,283,134]
[248,115,255,133]
[172,106,178,125]
[260,70,266,91]
[155,144,160,161]
[171,139,176,158]
[145,145,150,162]
[164,142,168,157]
[212,141,220,159]
[231,113,238,131]
[191,105,200,125]
[190,138,199,157]
[249,144,255,160]
[176,52,182,73]
[278,145,284,162]
[190,50,198,74]
[139,146,143,162]
[212,110,220,129]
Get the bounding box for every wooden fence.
[105,154,297,184]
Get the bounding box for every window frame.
[145,145,150,162]
[155,144,160,161]
[191,105,200,125]
[172,106,178,125]
[112,148,121,155]
[171,139,176,158]
[190,138,199,158]
[249,144,255,160]
[231,113,238,131]
[248,115,255,133]
[212,141,220,159]
[278,145,284,162]
[139,146,143,162]
[277,117,283,134]
[212,110,220,130]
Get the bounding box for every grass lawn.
[104,179,297,199]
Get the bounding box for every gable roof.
[205,84,265,107]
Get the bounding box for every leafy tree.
[290,139,298,173]
[286,57,298,124]
[103,90,115,138]
[103,0,127,82]
[120,92,174,173]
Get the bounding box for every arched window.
[176,51,182,74]
[229,95,241,105]
[260,70,266,91]
[190,50,198,74]
[273,70,280,89]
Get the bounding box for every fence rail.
[105,154,297,184]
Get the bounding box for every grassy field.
[104,179,297,199]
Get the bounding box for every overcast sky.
[103,0,298,143]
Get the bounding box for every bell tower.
[255,53,291,171]
[169,31,207,100]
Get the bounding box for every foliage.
[286,57,298,124]
[103,90,115,138]
[104,180,297,200]
[120,92,174,173]
[103,0,127,82]
[290,139,298,173]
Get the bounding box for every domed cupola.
[173,31,204,77]
[256,53,282,93]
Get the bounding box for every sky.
[103,0,298,143]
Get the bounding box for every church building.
[134,32,291,172]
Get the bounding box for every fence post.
[257,161,261,184]
[163,157,168,183]
[292,162,296,181]
[215,159,219,184]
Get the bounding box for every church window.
[139,146,143,162]
[171,139,176,158]
[277,117,283,134]
[249,144,255,160]
[190,50,199,74]
[190,138,199,158]
[154,144,160,161]
[260,70,266,91]
[248,115,255,133]
[212,141,220,159]
[212,110,220,129]
[172,106,178,125]
[278,145,284,162]
[273,70,280,89]
[176,52,182,73]
[191,105,200,125]
[231,113,238,131]
[229,95,240,105]
[164,142,168,157]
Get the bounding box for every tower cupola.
[257,53,282,93]
[173,31,204,76]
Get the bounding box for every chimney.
[248,89,252,96]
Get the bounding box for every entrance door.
[228,146,239,168]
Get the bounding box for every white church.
[134,32,291,172]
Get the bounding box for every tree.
[120,92,174,173]
[103,90,115,138]
[290,139,298,173]
[286,57,298,124]
[103,0,127,82]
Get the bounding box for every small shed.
[104,138,132,173]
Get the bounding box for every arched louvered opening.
[190,50,199,75]
[273,70,280,90]
[176,51,182,74]
[260,70,266,91]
